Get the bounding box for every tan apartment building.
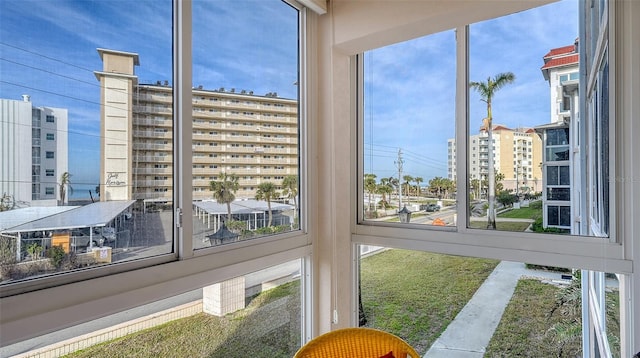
[94,49,298,203]
[448,125,542,195]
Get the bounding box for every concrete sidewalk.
[423,261,564,357]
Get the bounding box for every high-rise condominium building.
[536,39,579,230]
[448,125,543,197]
[94,49,298,203]
[0,96,68,208]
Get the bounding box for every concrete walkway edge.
[423,261,525,358]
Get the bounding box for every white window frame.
[0,0,314,346]
[354,25,626,273]
[352,5,634,354]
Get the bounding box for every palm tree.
[281,175,298,226]
[386,176,400,208]
[413,177,423,198]
[376,180,393,213]
[402,175,413,205]
[470,72,515,229]
[209,172,239,222]
[59,172,73,206]
[256,181,279,227]
[470,179,480,200]
[364,173,377,213]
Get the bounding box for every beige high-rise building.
[95,49,298,203]
[448,125,542,195]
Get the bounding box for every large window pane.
[358,247,617,356]
[0,0,173,284]
[362,30,456,227]
[0,259,302,357]
[191,0,300,248]
[465,0,609,236]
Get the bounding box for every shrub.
[47,245,66,269]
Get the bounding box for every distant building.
[94,49,298,203]
[536,39,579,230]
[0,96,68,208]
[448,125,543,198]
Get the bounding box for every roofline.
[97,48,140,66]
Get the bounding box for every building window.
[46,133,55,140]
[45,151,54,159]
[45,169,54,177]
[547,205,571,227]
[45,115,54,123]
[45,187,54,195]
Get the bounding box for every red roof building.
[541,38,579,81]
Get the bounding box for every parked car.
[424,203,441,212]
[69,229,101,250]
[99,227,117,246]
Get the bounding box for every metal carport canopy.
[193,199,293,215]
[3,200,135,233]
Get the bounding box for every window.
[45,115,54,123]
[547,205,571,227]
[45,187,54,195]
[45,151,54,159]
[355,1,628,353]
[361,29,455,226]
[45,169,54,177]
[46,133,54,140]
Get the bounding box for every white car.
[99,227,117,245]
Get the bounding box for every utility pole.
[395,149,404,208]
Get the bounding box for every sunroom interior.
[0,0,638,357]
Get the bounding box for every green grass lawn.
[62,247,616,357]
[468,221,532,232]
[497,200,542,220]
[360,249,499,354]
[64,281,301,358]
[485,279,620,357]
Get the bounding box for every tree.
[413,177,423,198]
[59,172,73,206]
[209,172,239,222]
[470,72,515,229]
[0,193,15,212]
[376,182,393,212]
[428,176,454,199]
[256,181,279,227]
[281,175,299,227]
[470,179,480,200]
[495,171,505,193]
[386,176,400,208]
[402,175,413,204]
[364,173,377,213]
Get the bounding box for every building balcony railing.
[133,143,172,151]
[134,118,173,127]
[133,130,172,139]
[133,168,172,175]
[134,93,173,103]
[135,180,173,187]
[136,155,173,163]
[133,105,172,114]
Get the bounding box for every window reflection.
[191,0,301,247]
[362,30,456,227]
[0,0,173,283]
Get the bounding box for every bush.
[47,245,66,269]
[530,218,569,234]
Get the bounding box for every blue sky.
[364,0,578,182]
[1,0,577,197]
[0,0,298,199]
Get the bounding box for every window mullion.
[456,25,469,232]
[174,0,193,258]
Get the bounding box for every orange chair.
[293,327,421,358]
